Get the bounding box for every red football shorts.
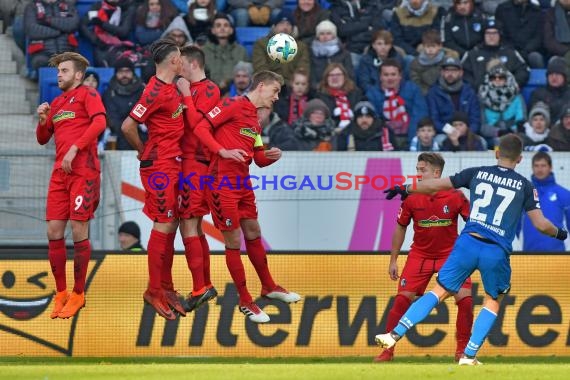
[398,254,472,295]
[46,167,100,221]
[139,158,181,223]
[179,158,210,219]
[207,186,258,231]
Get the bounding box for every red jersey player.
[121,39,185,320]
[375,153,474,362]
[36,52,106,319]
[183,70,301,323]
[172,45,220,312]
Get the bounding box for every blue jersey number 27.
[470,183,516,226]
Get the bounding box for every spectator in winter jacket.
[366,58,428,149]
[409,117,441,151]
[79,0,136,67]
[294,0,330,45]
[546,105,570,151]
[203,13,248,93]
[328,0,387,68]
[227,61,252,97]
[356,29,406,93]
[309,20,353,90]
[442,0,484,57]
[479,62,526,148]
[134,0,178,47]
[518,101,553,152]
[24,0,79,71]
[521,152,570,251]
[0,0,30,52]
[543,0,570,66]
[529,57,570,125]
[441,111,485,151]
[315,62,364,131]
[82,70,100,90]
[461,18,529,89]
[252,10,310,83]
[293,98,337,151]
[391,0,445,57]
[258,107,298,150]
[409,29,459,94]
[495,0,544,68]
[426,56,481,135]
[274,67,314,126]
[227,0,283,27]
[102,58,146,150]
[337,101,397,151]
[162,15,193,47]
[185,0,216,45]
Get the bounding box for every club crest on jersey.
[418,215,452,227]
[225,218,232,227]
[52,110,75,123]
[172,104,184,119]
[443,205,449,214]
[208,106,221,118]
[240,128,258,140]
[400,278,407,288]
[69,96,75,104]
[132,104,147,118]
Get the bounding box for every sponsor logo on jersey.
[443,205,449,214]
[240,128,258,140]
[132,104,147,118]
[52,110,75,123]
[172,103,184,119]
[418,215,452,227]
[208,106,221,118]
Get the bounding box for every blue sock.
[393,291,439,337]
[464,307,497,357]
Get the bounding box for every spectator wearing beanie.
[118,221,144,251]
[546,104,570,151]
[337,101,397,151]
[442,111,485,151]
[309,20,353,90]
[518,101,553,152]
[529,57,570,124]
[83,71,100,91]
[292,98,337,151]
[228,61,253,97]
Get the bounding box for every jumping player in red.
[183,70,301,323]
[375,153,473,362]
[36,52,106,319]
[121,39,185,320]
[173,45,220,312]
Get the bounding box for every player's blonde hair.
[418,152,445,172]
[251,71,284,90]
[498,134,523,161]
[48,52,90,75]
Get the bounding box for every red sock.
[161,232,176,291]
[183,236,205,293]
[72,239,91,294]
[48,239,67,292]
[225,248,251,303]
[456,296,474,349]
[199,234,212,287]
[386,294,412,332]
[147,229,168,292]
[245,237,276,291]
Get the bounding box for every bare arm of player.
[36,102,53,145]
[407,177,453,194]
[526,209,563,238]
[121,116,145,159]
[193,118,247,162]
[253,147,281,167]
[389,224,407,281]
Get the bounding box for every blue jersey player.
[377,135,568,365]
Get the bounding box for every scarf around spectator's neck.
[438,76,463,93]
[404,0,430,17]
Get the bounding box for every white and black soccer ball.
[266,33,298,64]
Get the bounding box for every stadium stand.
[521,69,547,105]
[235,26,270,58]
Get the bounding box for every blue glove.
[555,228,568,240]
[383,184,409,200]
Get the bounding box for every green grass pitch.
[0,357,569,380]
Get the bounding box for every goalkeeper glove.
[384,184,409,200]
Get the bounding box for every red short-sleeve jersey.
[181,78,220,162]
[129,76,184,160]
[204,96,260,177]
[47,85,106,171]
[397,189,470,259]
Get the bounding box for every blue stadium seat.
[38,67,141,104]
[235,27,270,58]
[283,0,297,12]
[320,0,331,9]
[75,0,98,17]
[521,69,547,105]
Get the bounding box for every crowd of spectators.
[2,0,570,152]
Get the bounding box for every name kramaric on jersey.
[475,170,523,190]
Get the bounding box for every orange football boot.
[58,292,85,319]
[50,290,69,319]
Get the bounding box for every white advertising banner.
[120,152,570,251]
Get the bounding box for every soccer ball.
[266,33,298,64]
